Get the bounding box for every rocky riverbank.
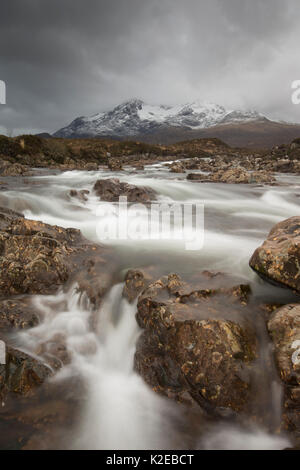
[1,134,300,179]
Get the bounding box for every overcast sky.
[0,0,300,135]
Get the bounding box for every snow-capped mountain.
[54,99,267,138]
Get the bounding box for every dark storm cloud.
[0,0,300,134]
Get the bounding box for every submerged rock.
[134,272,257,414]
[69,189,90,202]
[250,216,300,293]
[93,178,157,203]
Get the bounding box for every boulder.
[93,178,156,203]
[169,162,185,173]
[0,346,52,400]
[208,168,276,184]
[268,304,300,440]
[108,159,123,171]
[83,162,98,171]
[187,173,205,181]
[122,267,161,303]
[0,206,115,304]
[0,163,29,176]
[250,216,300,293]
[134,272,257,414]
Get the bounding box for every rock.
[0,298,39,331]
[268,304,300,440]
[169,162,185,173]
[268,304,300,386]
[0,347,52,400]
[187,168,276,184]
[187,173,205,181]
[208,168,276,184]
[250,216,300,293]
[108,159,123,171]
[93,178,156,203]
[0,374,85,449]
[134,164,144,171]
[134,272,257,414]
[122,267,160,303]
[0,163,29,176]
[83,162,98,171]
[0,206,115,303]
[69,189,90,202]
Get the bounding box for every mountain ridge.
[54,98,268,139]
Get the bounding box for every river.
[0,162,298,449]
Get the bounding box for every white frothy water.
[201,425,290,450]
[17,283,182,450]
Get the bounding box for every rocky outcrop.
[0,161,30,176]
[187,168,276,184]
[268,304,300,440]
[134,272,257,414]
[93,178,157,203]
[250,217,300,293]
[0,207,115,304]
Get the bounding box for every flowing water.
[1,162,299,449]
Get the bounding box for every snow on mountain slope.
[54,99,267,138]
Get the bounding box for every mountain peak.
[54,99,267,139]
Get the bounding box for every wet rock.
[208,168,276,184]
[69,189,90,202]
[134,164,144,171]
[0,206,115,303]
[268,304,300,386]
[122,267,160,303]
[187,173,205,181]
[0,298,39,331]
[250,216,300,293]
[134,272,257,414]
[93,178,157,203]
[0,163,29,176]
[187,168,276,184]
[83,162,98,171]
[108,159,123,171]
[169,162,185,173]
[268,304,300,440]
[0,374,85,449]
[0,347,52,400]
